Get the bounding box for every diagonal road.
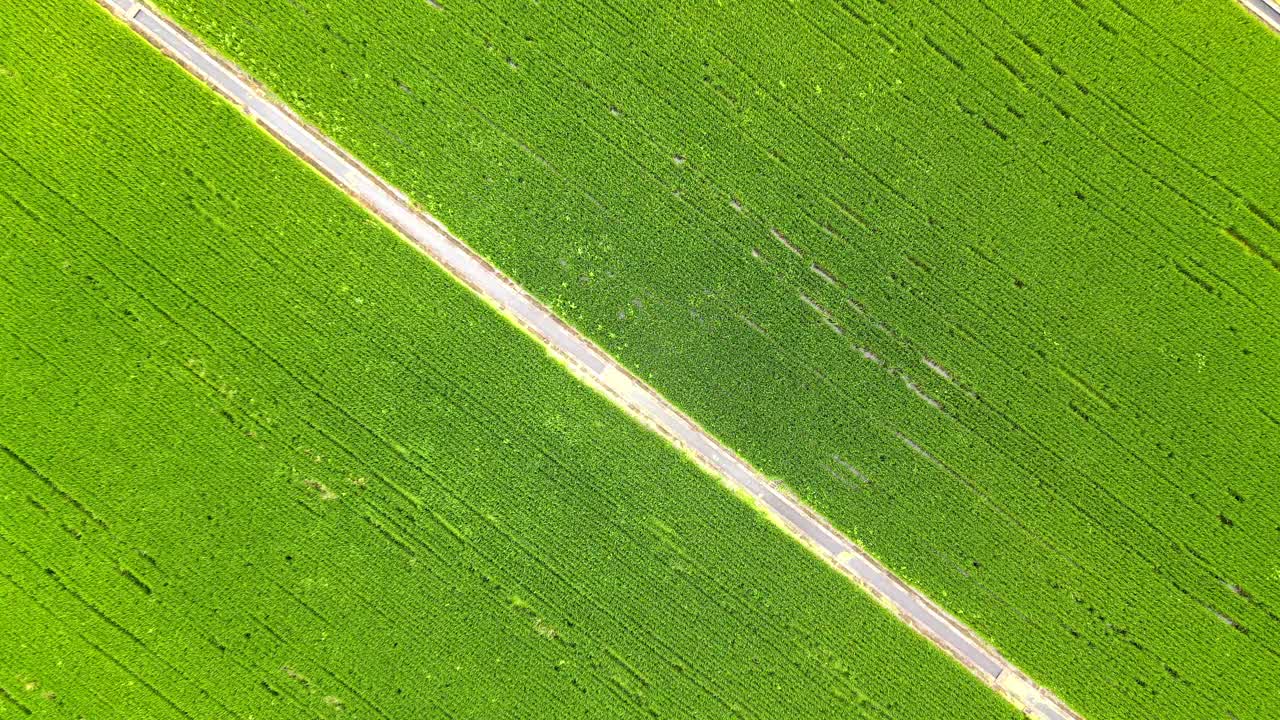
[1241,0,1280,33]
[95,1,1081,717]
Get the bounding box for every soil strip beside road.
[94,1,1081,718]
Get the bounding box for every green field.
[143,0,1280,717]
[0,2,1022,717]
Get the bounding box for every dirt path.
[95,1,1081,717]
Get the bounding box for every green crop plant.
[143,0,1280,717]
[0,1,1021,717]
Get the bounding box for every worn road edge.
[96,1,1081,718]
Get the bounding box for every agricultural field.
[0,1,1024,718]
[142,0,1280,717]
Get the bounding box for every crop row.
[0,2,1016,718]
[143,0,1280,716]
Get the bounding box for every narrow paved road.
[98,2,1080,718]
[1242,0,1280,32]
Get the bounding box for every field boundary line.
[93,1,1081,717]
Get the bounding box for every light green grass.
[145,0,1280,717]
[0,1,1020,718]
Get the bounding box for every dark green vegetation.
[0,2,1022,717]
[147,0,1280,717]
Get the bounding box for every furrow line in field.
[756,2,1279,515]
[19,169,807,716]
[93,2,1081,718]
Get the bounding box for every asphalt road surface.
[97,2,1081,718]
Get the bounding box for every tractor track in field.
[95,1,1080,718]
